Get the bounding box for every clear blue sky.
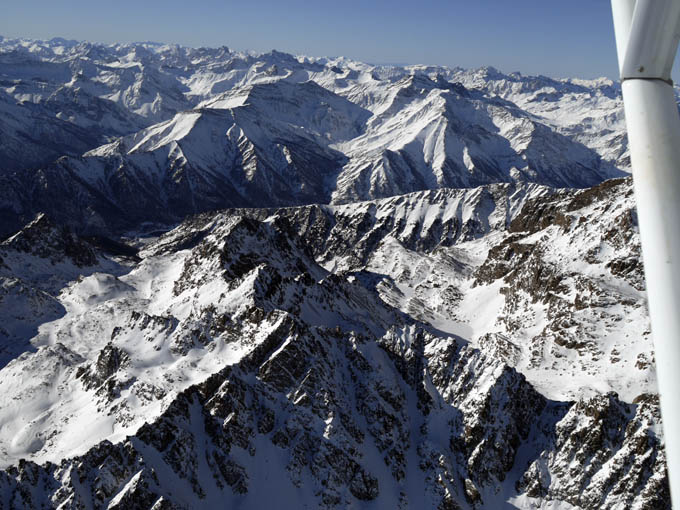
[0,0,668,81]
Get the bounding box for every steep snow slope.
[0,86,357,234]
[2,181,651,475]
[0,214,408,468]
[330,74,621,203]
[448,67,630,170]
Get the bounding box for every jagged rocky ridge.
[0,176,668,508]
[251,177,653,402]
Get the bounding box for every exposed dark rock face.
[468,178,648,378]
[1,213,98,267]
[518,393,668,509]
[77,343,131,392]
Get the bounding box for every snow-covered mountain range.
[0,37,627,237]
[0,37,667,509]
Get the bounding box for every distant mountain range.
[0,37,628,237]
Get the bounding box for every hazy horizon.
[3,0,680,82]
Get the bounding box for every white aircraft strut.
[612,0,680,505]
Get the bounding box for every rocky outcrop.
[1,213,98,267]
[517,393,668,509]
